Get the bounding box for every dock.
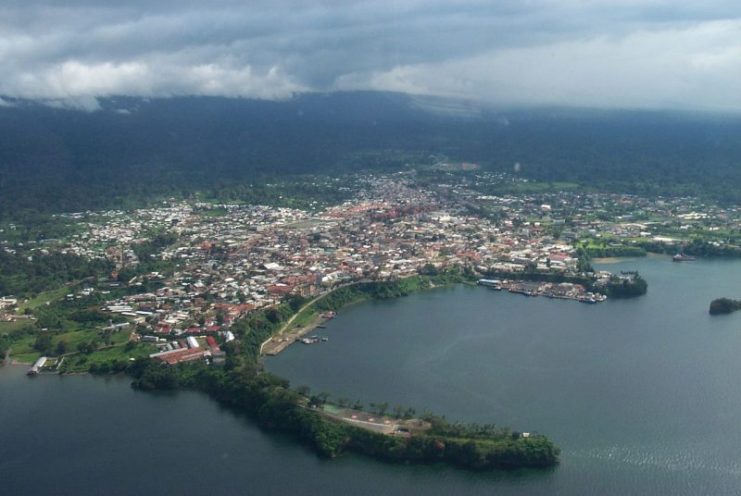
[262,314,331,356]
[27,356,48,375]
[478,279,606,303]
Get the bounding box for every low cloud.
[337,19,741,111]
[1,1,741,111]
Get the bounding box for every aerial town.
[2,170,739,367]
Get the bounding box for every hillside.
[1,92,741,218]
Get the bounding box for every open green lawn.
[8,334,39,363]
[7,326,138,365]
[288,306,320,331]
[0,319,33,335]
[62,342,156,373]
[19,285,75,312]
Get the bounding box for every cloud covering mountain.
[2,0,741,111]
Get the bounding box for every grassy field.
[61,342,155,373]
[6,323,138,364]
[0,319,32,334]
[18,285,76,312]
[288,306,321,332]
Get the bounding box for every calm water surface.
[3,256,741,495]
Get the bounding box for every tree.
[575,247,594,273]
[55,340,68,356]
[77,340,98,354]
[309,392,330,408]
[419,263,439,276]
[33,333,53,355]
[296,385,311,397]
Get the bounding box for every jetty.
[27,356,48,375]
[261,311,335,356]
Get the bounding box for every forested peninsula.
[127,274,561,471]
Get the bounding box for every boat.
[477,279,502,290]
[672,254,696,262]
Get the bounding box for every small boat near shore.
[672,253,696,262]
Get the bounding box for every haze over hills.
[1,91,741,218]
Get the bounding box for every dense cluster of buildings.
[2,172,739,364]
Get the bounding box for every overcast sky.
[2,0,741,111]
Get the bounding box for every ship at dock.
[478,279,606,304]
[477,278,502,290]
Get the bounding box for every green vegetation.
[120,271,559,470]
[634,238,741,258]
[0,250,110,297]
[204,175,358,211]
[284,270,473,333]
[316,272,475,312]
[0,284,149,365]
[709,298,741,315]
[335,413,560,469]
[4,95,741,221]
[127,357,559,470]
[601,272,648,298]
[576,239,647,258]
[117,231,179,282]
[481,267,648,299]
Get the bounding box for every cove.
[267,256,741,494]
[3,256,741,495]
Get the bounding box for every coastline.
[7,272,561,472]
[260,275,467,357]
[261,312,329,355]
[592,253,668,264]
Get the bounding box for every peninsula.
[128,275,561,470]
[7,167,739,473]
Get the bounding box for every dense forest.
[1,92,741,219]
[0,251,111,297]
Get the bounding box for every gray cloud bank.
[2,0,741,111]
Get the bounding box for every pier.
[478,279,606,303]
[27,356,47,376]
[262,313,333,356]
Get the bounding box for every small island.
[709,298,741,315]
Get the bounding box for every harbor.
[478,278,607,303]
[261,311,336,356]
